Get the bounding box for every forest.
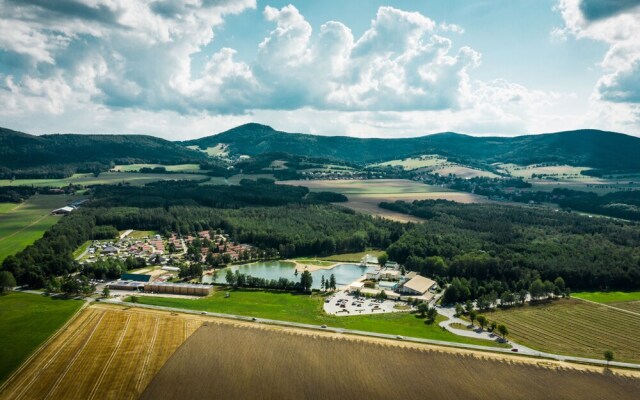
[381,200,640,293]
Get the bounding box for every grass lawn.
[132,289,505,348]
[0,203,19,214]
[0,194,82,262]
[72,240,92,259]
[319,250,386,262]
[125,230,157,239]
[572,291,640,303]
[0,292,84,384]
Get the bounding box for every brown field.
[279,179,491,222]
[0,305,202,400]
[484,299,640,363]
[142,322,640,400]
[611,301,640,314]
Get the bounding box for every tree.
[378,252,389,267]
[426,307,438,324]
[477,315,487,330]
[300,270,313,292]
[102,286,110,298]
[543,280,556,298]
[465,300,474,314]
[489,321,497,332]
[225,269,236,286]
[329,274,336,291]
[61,276,80,296]
[0,271,16,293]
[130,295,138,303]
[497,324,509,340]
[454,303,464,317]
[529,279,545,300]
[417,302,429,318]
[554,277,566,294]
[603,350,614,367]
[469,310,477,326]
[321,275,325,292]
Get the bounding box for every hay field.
[142,322,640,400]
[484,299,640,363]
[0,305,202,400]
[278,179,490,221]
[112,164,201,172]
[611,301,640,313]
[0,194,82,262]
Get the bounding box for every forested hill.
[0,127,206,171]
[183,123,640,171]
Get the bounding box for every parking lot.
[323,291,412,316]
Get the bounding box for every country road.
[102,298,640,371]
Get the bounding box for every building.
[144,282,212,296]
[398,275,436,296]
[108,280,144,291]
[51,206,75,215]
[102,245,120,255]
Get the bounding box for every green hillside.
[184,123,640,172]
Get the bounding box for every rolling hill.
[183,123,640,171]
[0,127,207,177]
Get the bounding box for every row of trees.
[443,277,568,306]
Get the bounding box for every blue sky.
[0,0,638,139]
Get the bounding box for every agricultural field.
[112,164,201,173]
[0,194,82,262]
[132,290,502,348]
[188,143,229,157]
[0,293,83,384]
[278,179,491,222]
[0,305,202,400]
[0,172,209,188]
[483,299,640,363]
[142,322,640,400]
[573,292,640,314]
[204,173,276,186]
[373,155,499,178]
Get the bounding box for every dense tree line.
[382,200,640,294]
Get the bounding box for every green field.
[131,289,505,348]
[483,299,640,363]
[573,291,640,303]
[293,258,336,267]
[0,292,84,384]
[72,240,92,260]
[112,163,201,172]
[0,172,210,188]
[204,173,276,186]
[0,194,81,262]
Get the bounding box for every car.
[396,335,404,340]
[201,312,207,315]
[252,317,257,321]
[511,348,519,352]
[321,324,327,328]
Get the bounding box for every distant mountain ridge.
[183,123,640,171]
[0,127,207,171]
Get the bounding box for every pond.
[202,260,374,289]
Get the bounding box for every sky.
[0,0,639,139]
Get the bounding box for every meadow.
[111,163,201,172]
[0,194,81,262]
[132,289,502,348]
[0,305,202,400]
[573,292,640,314]
[373,155,499,178]
[142,322,640,400]
[482,299,640,363]
[0,293,83,385]
[278,179,491,222]
[318,249,386,262]
[0,172,209,188]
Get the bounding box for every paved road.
[102,299,640,370]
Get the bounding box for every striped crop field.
[141,321,640,400]
[484,299,640,363]
[0,305,202,400]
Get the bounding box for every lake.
[202,260,374,289]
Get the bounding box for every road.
[102,298,640,370]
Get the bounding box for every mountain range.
[2,123,640,173]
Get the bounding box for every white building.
[398,275,436,296]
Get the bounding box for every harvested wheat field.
[142,323,640,400]
[485,299,640,363]
[0,305,201,400]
